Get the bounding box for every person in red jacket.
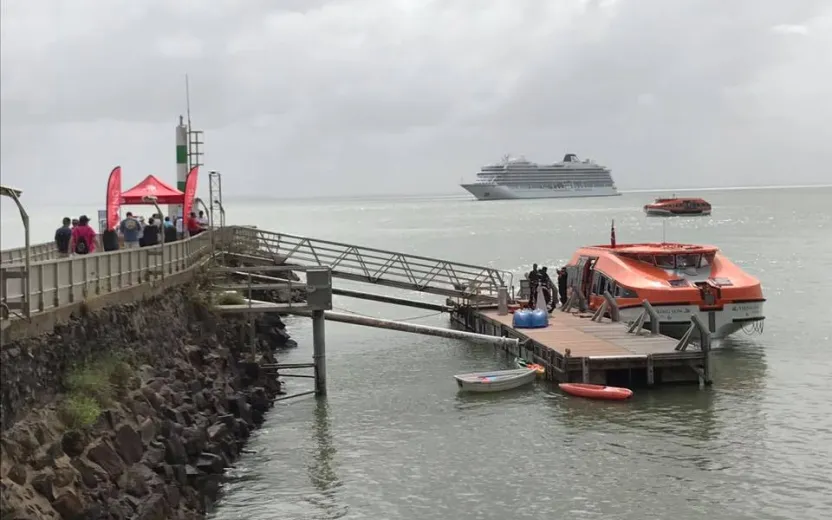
[69,215,97,254]
[186,212,202,237]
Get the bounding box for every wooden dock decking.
[453,306,710,387]
[481,310,682,357]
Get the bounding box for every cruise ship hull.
[461,183,620,201]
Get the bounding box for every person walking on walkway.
[142,218,160,246]
[69,215,96,255]
[120,212,142,249]
[54,217,72,257]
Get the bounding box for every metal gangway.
[227,228,512,302]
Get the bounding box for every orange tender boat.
[559,383,633,400]
[644,196,711,216]
[563,241,765,340]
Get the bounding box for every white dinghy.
[454,368,537,393]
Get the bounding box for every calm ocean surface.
[3,187,831,519]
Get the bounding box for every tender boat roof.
[585,243,719,255]
[571,242,762,290]
[651,197,709,203]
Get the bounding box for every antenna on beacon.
[185,74,192,131]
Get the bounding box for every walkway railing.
[1,231,217,321]
[1,224,515,326]
[228,228,513,300]
[1,241,63,264]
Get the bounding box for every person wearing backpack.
[70,215,97,255]
[54,217,73,258]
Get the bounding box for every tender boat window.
[668,279,690,287]
[675,254,700,269]
[592,272,611,296]
[699,253,716,267]
[637,254,654,264]
[654,254,674,268]
[614,285,638,298]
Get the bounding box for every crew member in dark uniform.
[557,268,568,306]
[539,266,555,311]
[527,263,540,308]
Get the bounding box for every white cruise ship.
[460,153,620,200]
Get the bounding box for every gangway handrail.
[230,228,513,300]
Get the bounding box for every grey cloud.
[1,0,831,202]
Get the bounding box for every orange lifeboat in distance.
[644,195,711,216]
[563,242,766,340]
[559,383,633,401]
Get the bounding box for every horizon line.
[3,182,830,210]
[223,182,832,202]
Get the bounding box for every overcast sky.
[1,0,831,203]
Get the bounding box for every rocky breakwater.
[0,283,297,519]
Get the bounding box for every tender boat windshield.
[676,254,700,269]
[655,255,675,268]
[699,252,716,267]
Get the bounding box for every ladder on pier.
[228,228,513,301]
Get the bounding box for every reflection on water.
[304,400,345,518]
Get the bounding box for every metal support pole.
[216,201,226,228]
[602,290,620,322]
[303,310,521,348]
[535,285,547,312]
[195,197,214,261]
[497,286,508,315]
[641,300,660,334]
[1,186,30,318]
[248,273,255,359]
[312,309,327,396]
[690,314,712,385]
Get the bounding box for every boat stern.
[618,300,765,341]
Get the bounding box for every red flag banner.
[610,219,616,248]
[182,166,200,221]
[105,166,122,230]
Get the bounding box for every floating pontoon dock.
[452,302,711,387]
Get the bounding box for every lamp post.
[0,185,30,318]
[214,199,225,228]
[213,199,226,253]
[142,195,165,279]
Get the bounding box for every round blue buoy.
[529,309,549,328]
[512,309,532,328]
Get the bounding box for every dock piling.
[642,300,660,334]
[603,290,620,321]
[312,309,327,396]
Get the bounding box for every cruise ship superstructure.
[460,153,620,200]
